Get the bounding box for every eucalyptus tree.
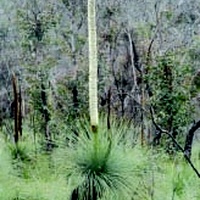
[0,0,23,139]
[16,0,58,150]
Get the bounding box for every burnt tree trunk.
[70,179,100,200]
[72,85,79,117]
[12,73,22,143]
[107,87,111,130]
[184,120,200,159]
[18,87,22,137]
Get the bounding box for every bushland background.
[0,0,200,200]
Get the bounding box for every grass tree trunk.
[88,0,98,133]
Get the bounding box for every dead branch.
[150,106,200,178]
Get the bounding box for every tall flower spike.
[88,0,98,132]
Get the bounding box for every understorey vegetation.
[0,0,200,199]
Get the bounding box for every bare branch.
[150,106,200,178]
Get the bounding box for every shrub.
[53,118,147,200]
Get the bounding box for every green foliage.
[8,142,32,162]
[0,0,200,198]
[1,120,200,200]
[147,53,193,141]
[6,141,35,179]
[190,70,200,97]
[29,77,51,134]
[52,118,147,200]
[51,70,89,131]
[17,2,57,50]
[0,133,70,200]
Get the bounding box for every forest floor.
[0,124,200,200]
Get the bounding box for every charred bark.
[12,73,22,143]
[184,120,200,159]
[70,180,100,200]
[131,40,141,73]
[18,86,23,137]
[107,87,111,130]
[72,85,79,117]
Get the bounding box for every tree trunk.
[12,73,22,143]
[41,83,52,151]
[184,120,200,159]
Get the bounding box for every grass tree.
[88,0,98,133]
[67,1,139,199]
[57,119,140,200]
